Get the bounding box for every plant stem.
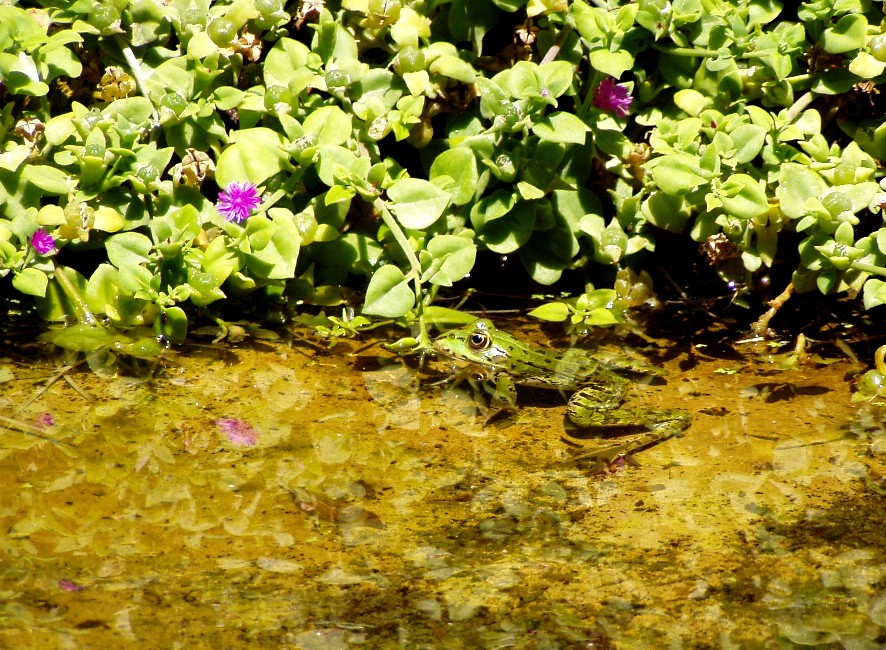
[115,35,158,121]
[751,281,793,337]
[785,73,812,86]
[372,198,422,278]
[652,45,722,58]
[783,91,815,125]
[260,189,286,212]
[540,24,573,66]
[372,197,432,347]
[851,261,886,276]
[52,262,99,328]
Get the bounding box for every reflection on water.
[1,327,885,648]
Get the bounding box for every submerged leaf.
[289,488,386,529]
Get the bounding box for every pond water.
[2,321,886,648]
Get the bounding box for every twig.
[751,281,794,337]
[17,359,88,413]
[63,373,93,401]
[658,267,728,322]
[0,415,75,452]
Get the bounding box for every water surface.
[1,324,885,648]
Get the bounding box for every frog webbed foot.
[564,429,675,470]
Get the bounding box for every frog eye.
[468,332,489,350]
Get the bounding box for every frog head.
[434,319,513,369]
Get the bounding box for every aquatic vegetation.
[854,344,886,402]
[35,412,54,429]
[57,579,86,592]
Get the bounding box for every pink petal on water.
[216,417,259,446]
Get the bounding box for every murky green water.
[2,324,886,648]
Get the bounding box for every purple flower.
[31,229,56,255]
[217,181,261,223]
[216,417,258,447]
[592,78,633,118]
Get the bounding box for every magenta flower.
[216,417,258,447]
[592,78,633,118]
[31,229,56,255]
[217,181,260,223]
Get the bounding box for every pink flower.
[216,417,258,447]
[59,579,86,592]
[217,181,260,223]
[35,412,54,429]
[31,229,56,255]
[592,78,633,118]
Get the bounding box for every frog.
[433,318,691,457]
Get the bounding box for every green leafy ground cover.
[3,0,886,352]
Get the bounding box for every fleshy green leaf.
[244,214,301,280]
[303,106,353,146]
[528,301,570,321]
[362,265,414,316]
[718,174,769,220]
[388,178,451,229]
[430,148,479,206]
[106,232,153,269]
[821,14,867,54]
[588,49,634,79]
[648,154,707,195]
[423,235,477,286]
[21,165,70,194]
[216,128,286,187]
[532,111,590,144]
[12,268,49,297]
[777,163,827,220]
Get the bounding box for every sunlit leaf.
[363,264,414,316]
[388,178,451,229]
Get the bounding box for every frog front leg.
[468,372,518,423]
[485,373,518,421]
[449,368,518,423]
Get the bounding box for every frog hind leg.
[565,408,691,470]
[566,385,691,433]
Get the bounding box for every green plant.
[2,0,886,356]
